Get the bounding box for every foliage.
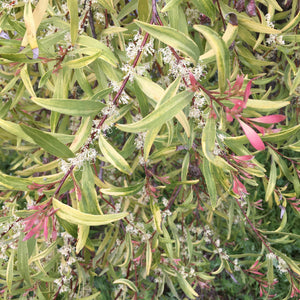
[0,0,299,299]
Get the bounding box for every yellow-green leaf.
[31,97,105,116]
[53,198,128,226]
[63,51,103,69]
[101,181,144,196]
[20,124,75,158]
[20,64,36,97]
[99,134,132,175]
[113,279,138,292]
[202,117,234,171]
[116,90,194,133]
[67,0,79,44]
[135,20,200,64]
[146,240,152,276]
[194,25,229,93]
[202,158,217,209]
[6,249,15,293]
[265,159,277,203]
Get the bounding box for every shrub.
[0,0,299,299]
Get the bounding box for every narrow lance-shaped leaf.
[113,279,138,292]
[249,115,286,124]
[202,158,217,209]
[21,0,48,51]
[6,249,15,293]
[265,158,277,203]
[193,25,229,93]
[116,90,194,133]
[67,0,79,44]
[20,124,75,158]
[53,198,129,226]
[22,1,38,58]
[135,20,200,64]
[238,119,265,151]
[202,117,235,171]
[63,51,103,69]
[31,97,105,116]
[17,233,31,286]
[146,240,152,276]
[98,134,133,175]
[20,65,36,97]
[76,225,89,253]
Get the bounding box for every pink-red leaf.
[243,79,253,105]
[238,119,265,150]
[249,115,286,124]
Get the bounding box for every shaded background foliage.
[0,0,299,299]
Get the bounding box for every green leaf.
[284,140,300,152]
[63,51,103,69]
[202,117,234,171]
[290,68,300,95]
[31,97,105,116]
[190,0,216,21]
[101,181,144,196]
[202,158,217,209]
[161,0,182,12]
[67,0,79,44]
[246,99,290,112]
[151,200,163,234]
[76,225,89,253]
[225,125,300,144]
[134,74,164,102]
[0,119,34,143]
[181,152,189,182]
[265,159,277,203]
[20,64,36,97]
[280,11,300,33]
[0,171,32,191]
[146,240,152,276]
[135,20,200,64]
[17,233,31,286]
[113,279,138,292]
[238,16,280,34]
[77,36,118,67]
[193,25,229,93]
[98,133,133,175]
[70,117,93,152]
[176,273,198,299]
[53,198,128,226]
[6,249,15,293]
[118,232,132,267]
[116,90,194,133]
[138,0,151,21]
[81,162,102,214]
[20,124,75,158]
[97,0,115,13]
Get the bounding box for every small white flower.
[266,253,276,260]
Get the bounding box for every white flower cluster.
[276,257,289,273]
[234,258,241,271]
[203,225,213,243]
[125,31,154,61]
[179,266,196,279]
[59,147,98,173]
[110,81,130,104]
[159,47,205,87]
[134,132,147,150]
[266,253,276,260]
[265,14,285,46]
[189,92,206,120]
[121,62,150,82]
[94,12,105,24]
[101,101,119,117]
